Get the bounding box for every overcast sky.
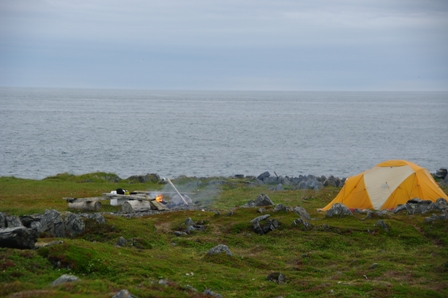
[1,0,447,91]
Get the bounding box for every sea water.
[0,88,447,180]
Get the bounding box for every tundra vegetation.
[0,172,447,297]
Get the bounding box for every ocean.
[0,88,447,180]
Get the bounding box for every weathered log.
[68,201,102,211]
[122,200,151,213]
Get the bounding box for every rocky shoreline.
[114,167,448,190]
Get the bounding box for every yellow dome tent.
[321,160,448,211]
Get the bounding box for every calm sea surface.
[0,88,447,180]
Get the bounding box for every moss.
[0,173,447,297]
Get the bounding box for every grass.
[1,173,447,297]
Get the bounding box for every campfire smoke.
[154,177,222,208]
[165,178,188,205]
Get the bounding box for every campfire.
[66,178,198,213]
[155,194,164,203]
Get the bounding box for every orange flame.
[155,194,164,203]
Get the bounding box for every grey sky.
[1,0,447,90]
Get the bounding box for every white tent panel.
[364,165,415,210]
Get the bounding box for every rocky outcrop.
[112,289,136,298]
[294,206,311,221]
[64,212,86,237]
[292,218,313,230]
[251,214,279,235]
[126,173,160,183]
[266,272,286,284]
[51,274,81,286]
[254,171,345,190]
[207,244,232,256]
[0,210,106,249]
[0,227,38,249]
[393,198,448,215]
[325,203,353,217]
[243,194,274,207]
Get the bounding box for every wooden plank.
[63,197,105,203]
[102,193,153,200]
[150,201,169,211]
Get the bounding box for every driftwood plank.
[63,197,105,202]
[102,193,153,200]
[150,201,169,211]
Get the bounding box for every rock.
[297,181,308,189]
[273,184,284,191]
[112,289,136,298]
[174,231,187,236]
[184,218,196,226]
[292,218,313,230]
[242,193,275,207]
[250,214,271,224]
[293,206,311,221]
[0,212,6,228]
[51,274,80,286]
[424,213,448,223]
[204,288,223,298]
[254,194,274,206]
[116,236,127,247]
[317,224,342,233]
[362,210,390,220]
[126,173,160,183]
[80,213,106,224]
[19,214,45,234]
[0,227,38,249]
[257,171,270,181]
[325,203,353,217]
[6,215,23,228]
[435,168,447,180]
[369,263,378,269]
[158,279,169,285]
[253,219,279,235]
[64,212,85,237]
[41,209,66,238]
[19,215,39,229]
[376,220,389,231]
[394,198,448,215]
[207,244,232,256]
[266,272,286,284]
[182,218,206,234]
[273,204,289,212]
[429,198,448,211]
[185,225,197,234]
[407,198,433,205]
[393,204,408,214]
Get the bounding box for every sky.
[1,0,447,91]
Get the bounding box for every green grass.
[1,173,447,297]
